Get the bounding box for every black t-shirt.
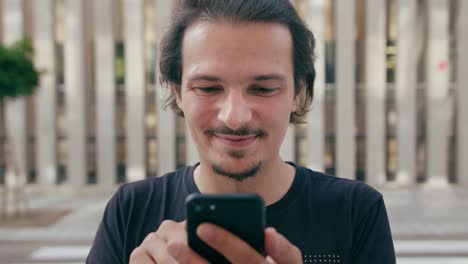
[87,163,396,263]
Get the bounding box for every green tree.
[0,38,39,101]
[0,38,39,218]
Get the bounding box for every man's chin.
[227,149,248,159]
[211,161,262,182]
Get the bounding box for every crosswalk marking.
[29,246,90,260]
[395,240,468,255]
[10,262,83,264]
[17,241,468,264]
[12,259,468,264]
[397,257,468,264]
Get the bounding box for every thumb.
[264,228,302,264]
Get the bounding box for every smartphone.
[186,193,266,263]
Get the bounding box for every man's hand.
[129,220,208,264]
[130,220,302,264]
[168,223,302,264]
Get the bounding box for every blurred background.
[0,0,467,263]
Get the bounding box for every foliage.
[0,37,39,101]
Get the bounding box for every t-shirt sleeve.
[350,194,396,264]
[87,188,127,264]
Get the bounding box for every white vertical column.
[395,0,417,185]
[365,0,386,185]
[0,0,3,42]
[33,0,56,186]
[2,0,27,184]
[280,126,295,162]
[279,0,297,163]
[94,0,116,186]
[305,0,325,172]
[426,0,450,186]
[335,0,356,179]
[123,0,145,181]
[155,0,177,173]
[64,0,87,186]
[186,130,198,166]
[457,0,468,186]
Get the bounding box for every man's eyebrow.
[252,74,287,82]
[187,74,222,82]
[187,74,287,82]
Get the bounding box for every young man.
[87,0,396,263]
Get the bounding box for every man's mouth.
[214,134,256,140]
[204,126,267,138]
[213,134,257,147]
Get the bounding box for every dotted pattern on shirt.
[303,254,342,263]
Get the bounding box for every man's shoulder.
[294,165,386,230]
[297,165,383,206]
[116,166,194,200]
[104,165,195,222]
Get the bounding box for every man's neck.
[193,158,296,206]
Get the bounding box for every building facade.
[0,0,467,191]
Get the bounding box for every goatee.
[212,161,262,182]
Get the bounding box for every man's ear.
[172,85,182,109]
[292,83,305,113]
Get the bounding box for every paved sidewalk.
[0,186,467,242]
[1,185,468,263]
[382,186,468,240]
[0,190,111,242]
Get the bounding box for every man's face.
[176,21,298,181]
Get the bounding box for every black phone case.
[186,193,265,264]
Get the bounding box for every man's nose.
[217,92,253,130]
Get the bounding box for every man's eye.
[194,86,222,94]
[252,87,277,95]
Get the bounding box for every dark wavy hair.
[159,0,316,123]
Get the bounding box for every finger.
[167,242,210,264]
[264,228,302,264]
[197,223,265,264]
[129,247,157,264]
[158,220,188,244]
[140,232,177,264]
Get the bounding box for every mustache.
[205,126,267,137]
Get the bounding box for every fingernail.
[167,243,181,258]
[197,224,214,241]
[266,256,275,264]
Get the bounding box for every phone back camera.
[194,205,204,213]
